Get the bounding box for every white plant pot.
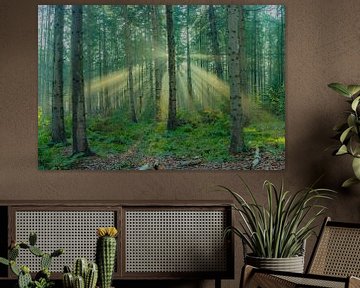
[245,254,305,273]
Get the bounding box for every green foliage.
[222,179,335,258]
[32,278,54,288]
[328,82,360,187]
[262,84,285,118]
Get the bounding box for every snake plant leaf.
[351,96,360,111]
[352,157,360,179]
[340,126,353,143]
[342,177,360,188]
[336,144,348,155]
[328,83,352,97]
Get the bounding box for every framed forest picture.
[38,5,285,170]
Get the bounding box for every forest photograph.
[38,5,285,170]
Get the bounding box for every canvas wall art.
[38,5,285,170]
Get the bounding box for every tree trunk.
[166,5,176,130]
[51,5,66,144]
[208,5,223,79]
[151,6,162,121]
[71,5,92,155]
[186,6,193,100]
[123,6,138,123]
[228,5,244,153]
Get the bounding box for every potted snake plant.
[222,179,334,273]
[328,83,360,187]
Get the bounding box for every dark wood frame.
[0,201,234,286]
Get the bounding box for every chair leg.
[215,278,221,288]
[240,265,296,288]
[240,265,255,288]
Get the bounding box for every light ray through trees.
[38,4,285,170]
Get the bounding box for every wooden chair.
[241,217,360,288]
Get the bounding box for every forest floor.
[72,144,285,170]
[39,108,285,171]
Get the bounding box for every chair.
[241,217,360,288]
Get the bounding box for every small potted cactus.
[0,232,63,288]
[62,258,98,288]
[96,227,118,288]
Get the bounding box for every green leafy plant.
[328,83,360,187]
[0,232,63,288]
[222,179,334,258]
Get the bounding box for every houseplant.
[62,258,98,288]
[222,179,334,272]
[0,232,63,288]
[328,83,360,187]
[96,227,118,288]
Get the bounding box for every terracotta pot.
[245,254,305,273]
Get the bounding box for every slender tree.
[228,5,244,153]
[151,5,162,121]
[166,5,177,130]
[186,6,193,101]
[123,6,138,123]
[71,5,92,155]
[51,5,66,144]
[208,5,223,79]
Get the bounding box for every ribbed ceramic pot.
[245,254,305,273]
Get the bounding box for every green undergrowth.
[38,108,285,170]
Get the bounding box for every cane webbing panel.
[125,210,227,273]
[277,275,345,288]
[15,211,115,272]
[309,226,360,277]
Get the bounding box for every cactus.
[63,272,74,288]
[96,227,118,288]
[29,245,44,257]
[74,275,85,288]
[63,259,98,288]
[29,232,37,246]
[18,270,32,288]
[41,253,52,270]
[85,263,98,288]
[9,246,19,260]
[10,260,20,276]
[74,258,88,279]
[0,233,63,288]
